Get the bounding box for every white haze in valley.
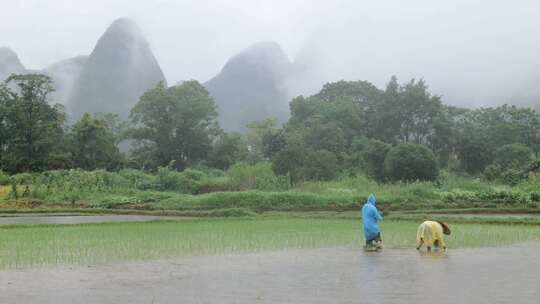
[1,0,539,109]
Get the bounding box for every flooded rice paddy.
[0,214,183,226]
[1,243,539,304]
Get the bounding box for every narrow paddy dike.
[1,244,540,304]
[0,215,185,226]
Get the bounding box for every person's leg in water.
[416,238,424,250]
[427,240,442,252]
[374,233,382,248]
[366,233,382,249]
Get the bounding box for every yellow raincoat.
[416,221,446,248]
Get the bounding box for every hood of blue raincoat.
[367,194,376,206]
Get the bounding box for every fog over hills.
[1,0,539,124]
[44,56,88,105]
[0,50,88,107]
[68,18,165,120]
[2,32,300,130]
[205,42,294,131]
[1,19,165,120]
[0,47,27,81]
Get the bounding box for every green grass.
[2,168,540,214]
[2,218,540,269]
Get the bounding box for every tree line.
[1,73,538,184]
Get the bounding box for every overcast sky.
[1,0,539,107]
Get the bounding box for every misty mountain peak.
[205,41,293,131]
[0,47,20,63]
[221,41,292,80]
[238,41,287,60]
[68,18,165,120]
[100,18,146,46]
[109,17,139,31]
[0,47,26,80]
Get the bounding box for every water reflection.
[1,240,539,303]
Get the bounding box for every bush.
[206,133,248,170]
[227,162,289,191]
[495,144,535,170]
[154,167,204,194]
[118,169,156,190]
[301,150,338,181]
[384,144,439,182]
[272,145,307,183]
[158,191,355,212]
[363,140,391,182]
[209,208,256,217]
[484,164,502,181]
[501,169,527,186]
[0,171,11,185]
[484,144,534,185]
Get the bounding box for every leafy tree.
[429,106,465,167]
[342,136,371,174]
[301,119,346,155]
[271,140,307,184]
[483,164,503,181]
[362,140,391,182]
[455,105,540,174]
[301,150,338,181]
[384,143,439,182]
[373,76,402,142]
[70,113,123,170]
[287,77,445,155]
[372,77,443,144]
[314,80,381,141]
[0,82,10,165]
[93,112,129,144]
[456,136,493,175]
[261,128,286,158]
[128,81,219,170]
[245,118,280,162]
[207,132,248,170]
[494,144,535,170]
[396,79,443,144]
[0,74,65,173]
[289,82,378,148]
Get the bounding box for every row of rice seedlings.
[2,219,540,269]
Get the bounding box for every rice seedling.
[1,218,539,269]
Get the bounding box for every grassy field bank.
[2,218,540,269]
[1,167,540,214]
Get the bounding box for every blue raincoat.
[361,194,383,241]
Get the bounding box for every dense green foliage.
[0,74,66,173]
[2,167,540,214]
[70,113,123,170]
[267,77,539,183]
[494,144,535,171]
[363,140,391,182]
[384,144,439,182]
[128,81,219,170]
[1,73,539,194]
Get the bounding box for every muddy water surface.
[2,243,539,304]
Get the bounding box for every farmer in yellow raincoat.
[416,221,451,251]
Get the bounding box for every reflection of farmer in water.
[362,194,383,250]
[416,221,451,251]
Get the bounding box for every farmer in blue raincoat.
[362,194,383,249]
